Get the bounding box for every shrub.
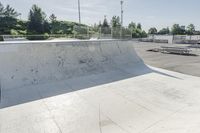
[75,34,89,40]
[0,35,3,41]
[27,33,49,40]
[11,29,19,35]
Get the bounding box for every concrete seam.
[139,105,188,133]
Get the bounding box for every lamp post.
[120,0,124,27]
[78,0,81,24]
[120,0,124,39]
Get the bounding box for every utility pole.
[120,0,124,39]
[78,0,81,23]
[120,0,124,27]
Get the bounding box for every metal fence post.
[87,27,89,38]
[99,27,102,39]
[111,28,113,39]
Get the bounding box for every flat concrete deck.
[134,42,200,77]
[1,66,200,133]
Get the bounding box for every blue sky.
[1,0,200,31]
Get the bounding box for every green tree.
[49,14,57,34]
[171,24,185,35]
[100,16,110,34]
[141,30,147,37]
[0,2,19,34]
[137,23,142,30]
[102,16,109,28]
[186,24,195,35]
[3,5,19,18]
[128,22,146,38]
[49,13,57,23]
[158,27,170,35]
[43,20,50,33]
[111,16,121,28]
[27,4,47,34]
[128,22,136,29]
[148,27,157,34]
[92,23,99,32]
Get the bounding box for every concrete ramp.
[0,40,146,90]
[1,40,200,133]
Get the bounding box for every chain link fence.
[0,25,134,41]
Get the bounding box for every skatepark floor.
[134,42,200,77]
[1,67,200,133]
[1,40,200,133]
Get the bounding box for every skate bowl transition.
[1,40,200,133]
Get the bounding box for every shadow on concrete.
[147,49,199,56]
[163,53,199,57]
[0,62,182,109]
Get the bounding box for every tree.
[137,23,142,30]
[128,22,136,29]
[43,20,50,33]
[128,22,146,38]
[171,24,185,35]
[0,2,19,34]
[27,4,47,34]
[3,5,19,18]
[141,30,147,37]
[92,23,99,32]
[49,14,57,23]
[102,16,109,28]
[0,2,4,16]
[186,24,195,35]
[158,27,170,35]
[101,16,110,34]
[148,27,157,34]
[111,16,121,28]
[98,21,102,28]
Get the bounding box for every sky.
[1,0,200,31]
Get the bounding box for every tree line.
[0,3,88,40]
[1,2,200,41]
[148,24,200,35]
[0,3,148,40]
[93,16,147,38]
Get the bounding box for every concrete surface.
[1,40,200,133]
[0,40,142,90]
[134,42,200,77]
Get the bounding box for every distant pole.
[78,0,81,23]
[120,0,124,27]
[120,0,124,39]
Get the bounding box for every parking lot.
[134,42,200,77]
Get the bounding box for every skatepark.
[1,40,200,133]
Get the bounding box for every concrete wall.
[0,40,143,90]
[148,35,200,44]
[148,35,173,44]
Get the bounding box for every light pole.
[78,0,81,24]
[120,0,124,27]
[120,0,124,39]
